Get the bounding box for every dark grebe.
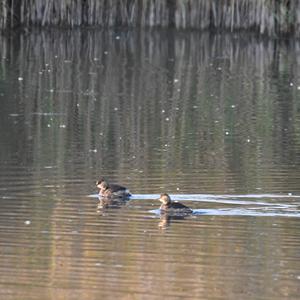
[159,193,192,213]
[96,178,131,198]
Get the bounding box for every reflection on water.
[97,196,129,211]
[1,30,300,194]
[0,30,300,299]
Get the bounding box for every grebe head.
[96,178,108,190]
[159,193,171,205]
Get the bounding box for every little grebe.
[159,193,192,213]
[96,178,131,198]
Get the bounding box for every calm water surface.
[0,29,300,299]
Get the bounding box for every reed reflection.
[1,30,300,195]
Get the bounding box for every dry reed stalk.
[0,0,298,36]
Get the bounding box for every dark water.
[1,29,300,299]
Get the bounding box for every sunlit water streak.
[150,209,300,218]
[90,193,300,199]
[91,193,300,217]
[90,193,300,205]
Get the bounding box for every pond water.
[1,29,300,299]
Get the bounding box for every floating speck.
[24,220,31,225]
[39,71,43,75]
[177,89,181,92]
[47,124,51,128]
[161,110,165,113]
[99,132,103,136]
[247,139,251,143]
[165,117,170,121]
[89,149,97,153]
[217,67,222,70]
[54,55,58,58]
[104,51,108,55]
[231,105,236,108]
[297,86,300,90]
[77,104,80,107]
[114,107,119,111]
[93,57,99,61]
[59,124,66,128]
[176,187,180,191]
[115,264,123,268]
[115,36,120,40]
[18,77,23,81]
[290,82,294,86]
[174,78,179,83]
[288,192,292,196]
[225,131,229,135]
[165,144,168,147]
[297,275,300,280]
[193,105,198,109]
[95,263,101,266]
[49,89,54,93]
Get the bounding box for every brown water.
[0,30,300,300]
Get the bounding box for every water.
[1,29,300,299]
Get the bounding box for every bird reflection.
[96,196,128,213]
[158,212,188,229]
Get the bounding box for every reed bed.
[0,0,299,36]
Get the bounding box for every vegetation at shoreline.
[0,0,299,37]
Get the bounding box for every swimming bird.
[159,193,192,213]
[96,178,131,198]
